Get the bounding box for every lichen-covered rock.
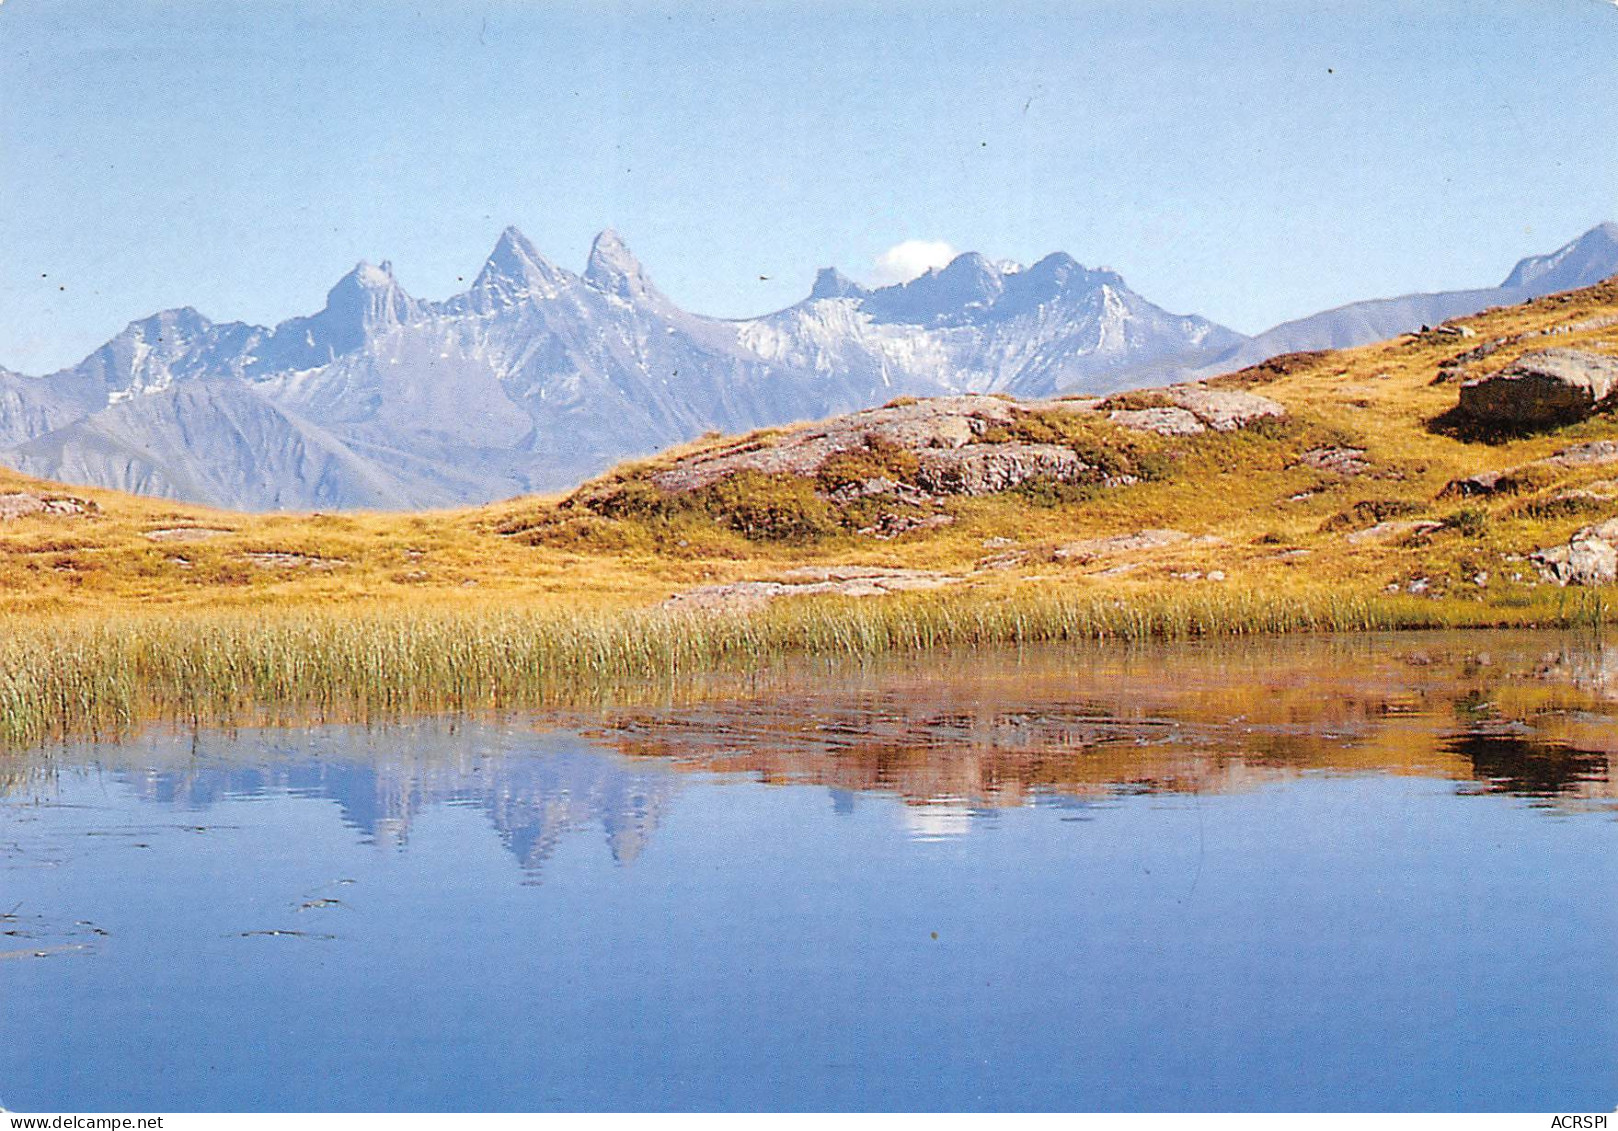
[1458,349,1618,427]
[1297,447,1371,476]
[1344,519,1444,545]
[1162,385,1286,432]
[1102,383,1286,436]
[663,566,962,612]
[856,512,956,539]
[1542,440,1618,469]
[914,443,1089,496]
[1107,406,1206,436]
[1053,529,1191,562]
[1532,519,1618,586]
[0,492,93,521]
[825,477,933,506]
[649,396,1017,493]
[1552,479,1618,504]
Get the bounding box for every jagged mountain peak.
[61,306,221,397]
[808,267,869,301]
[936,250,1000,283]
[998,253,1128,310]
[119,306,215,342]
[860,251,1006,324]
[318,259,418,334]
[340,260,397,290]
[857,249,1135,325]
[1019,252,1085,289]
[583,228,663,304]
[473,226,565,293]
[325,259,409,305]
[90,307,216,370]
[1027,250,1080,275]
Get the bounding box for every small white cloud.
[870,239,957,286]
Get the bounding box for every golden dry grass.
[4,584,1610,752]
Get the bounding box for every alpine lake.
[2,630,1613,1112]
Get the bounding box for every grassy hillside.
[2,277,1616,746]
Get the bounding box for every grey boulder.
[1458,349,1618,427]
[1532,518,1618,586]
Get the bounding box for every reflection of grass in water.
[1,586,1610,751]
[1444,731,1612,799]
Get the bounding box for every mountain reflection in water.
[5,632,1613,876]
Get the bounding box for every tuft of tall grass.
[1,583,1610,752]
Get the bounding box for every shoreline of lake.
[2,586,1614,753]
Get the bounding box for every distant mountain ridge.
[741,250,1242,400]
[1153,222,1618,384]
[1,222,1615,511]
[0,229,1240,509]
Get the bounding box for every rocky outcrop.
[1532,519,1618,586]
[1108,407,1205,436]
[914,443,1089,496]
[1053,529,1192,562]
[1543,439,1618,469]
[1457,349,1618,427]
[1103,384,1286,436]
[1551,479,1618,505]
[663,566,962,612]
[1344,519,1444,545]
[1441,441,1618,498]
[649,396,1019,494]
[0,491,94,521]
[1162,385,1287,432]
[1297,447,1371,476]
[569,386,1291,544]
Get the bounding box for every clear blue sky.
[3,0,1616,373]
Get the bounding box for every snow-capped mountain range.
[2,223,1615,511]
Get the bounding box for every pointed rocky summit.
[465,226,568,310]
[808,267,869,301]
[583,229,664,304]
[304,260,421,355]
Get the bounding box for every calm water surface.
[1,632,1614,1111]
